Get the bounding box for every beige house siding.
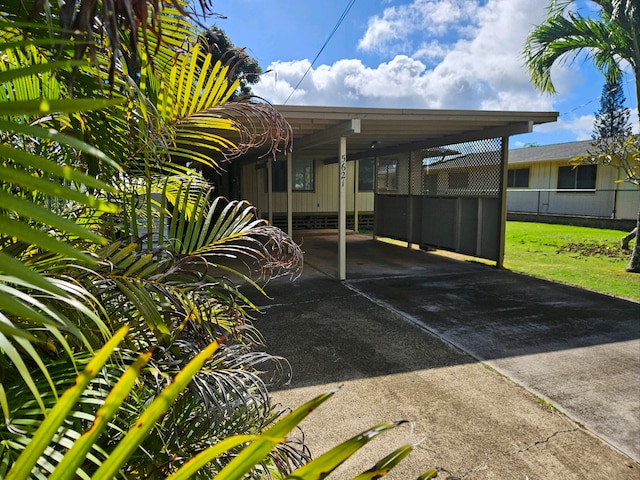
[241,158,375,218]
[240,141,638,222]
[507,142,639,220]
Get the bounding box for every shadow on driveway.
[248,232,640,464]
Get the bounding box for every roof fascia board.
[275,105,557,123]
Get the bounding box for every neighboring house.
[507,140,639,221]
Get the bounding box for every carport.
[245,105,558,280]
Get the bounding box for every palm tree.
[523,0,640,272]
[0,0,308,475]
[524,0,639,127]
[1,1,438,477]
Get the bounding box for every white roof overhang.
[271,105,558,164]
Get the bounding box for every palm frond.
[127,344,299,478]
[0,273,111,413]
[82,174,302,356]
[4,328,129,480]
[1,4,313,479]
[134,8,292,173]
[524,1,639,95]
[159,178,302,279]
[0,38,121,403]
[0,37,122,290]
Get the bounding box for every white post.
[287,152,293,236]
[339,136,347,280]
[354,159,359,233]
[497,137,509,268]
[267,158,273,225]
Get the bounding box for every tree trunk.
[625,207,640,273]
[621,227,637,249]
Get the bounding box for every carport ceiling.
[273,105,558,163]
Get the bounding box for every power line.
[559,76,636,118]
[283,0,357,105]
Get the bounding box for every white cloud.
[357,0,481,53]
[513,108,639,147]
[255,57,433,107]
[413,40,452,65]
[533,114,595,140]
[255,0,558,112]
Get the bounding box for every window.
[557,165,597,190]
[448,171,469,189]
[270,158,315,192]
[376,159,398,192]
[293,158,314,191]
[358,158,375,191]
[423,173,438,194]
[507,168,530,187]
[271,161,286,191]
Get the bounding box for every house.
[507,140,639,222]
[229,105,558,278]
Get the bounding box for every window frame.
[376,158,399,193]
[357,158,375,191]
[269,158,315,192]
[423,173,438,194]
[507,167,530,188]
[557,164,597,191]
[447,171,469,189]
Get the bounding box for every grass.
[362,222,639,301]
[503,221,640,302]
[536,397,559,413]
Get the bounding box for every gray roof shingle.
[509,140,593,164]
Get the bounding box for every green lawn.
[504,221,640,302]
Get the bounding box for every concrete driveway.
[249,232,640,479]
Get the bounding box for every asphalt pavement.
[248,231,640,479]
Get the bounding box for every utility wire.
[559,76,636,118]
[283,0,357,105]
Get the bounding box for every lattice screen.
[376,153,411,195]
[421,137,503,198]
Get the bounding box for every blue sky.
[209,0,638,148]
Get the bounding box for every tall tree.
[592,77,632,139]
[203,26,262,98]
[523,0,640,273]
[0,0,308,476]
[524,0,639,131]
[0,1,435,477]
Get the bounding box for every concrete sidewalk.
[250,232,640,479]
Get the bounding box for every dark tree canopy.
[203,26,262,98]
[592,77,632,140]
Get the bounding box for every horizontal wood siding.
[241,159,374,217]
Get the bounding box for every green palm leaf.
[351,445,414,480]
[167,434,279,480]
[0,273,109,411]
[287,422,407,480]
[47,352,152,480]
[5,327,128,480]
[215,391,336,480]
[0,37,123,349]
[524,4,637,95]
[90,338,222,478]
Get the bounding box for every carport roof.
[273,105,558,163]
